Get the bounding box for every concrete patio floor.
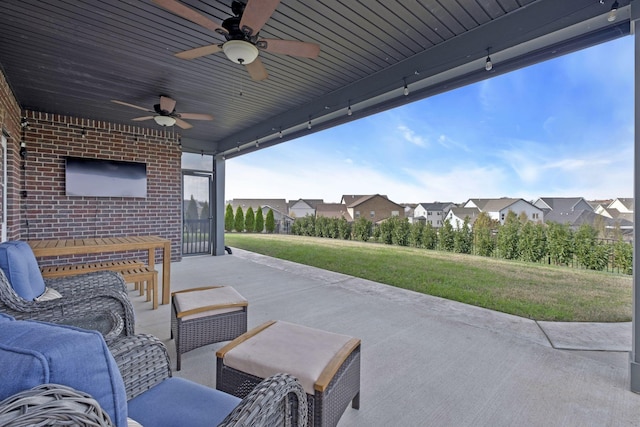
[132,248,639,427]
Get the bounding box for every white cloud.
[397,125,427,147]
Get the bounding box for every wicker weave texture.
[108,333,172,400]
[218,373,308,427]
[217,344,361,427]
[0,384,114,427]
[171,297,247,371]
[0,269,135,336]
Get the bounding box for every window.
[501,213,505,221]
[355,210,360,218]
[391,211,399,217]
[532,213,539,220]
[370,211,375,218]
[428,212,432,216]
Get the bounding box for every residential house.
[315,203,352,221]
[342,194,404,223]
[445,207,481,229]
[413,202,455,228]
[596,198,635,224]
[533,197,594,224]
[288,199,324,218]
[464,198,543,224]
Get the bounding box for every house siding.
[348,195,404,223]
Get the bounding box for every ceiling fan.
[111,96,213,129]
[153,0,320,81]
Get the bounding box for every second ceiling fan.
[154,0,320,81]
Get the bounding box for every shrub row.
[290,211,633,274]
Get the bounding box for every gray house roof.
[315,203,352,221]
[230,199,288,214]
[535,197,591,212]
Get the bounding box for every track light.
[403,80,409,96]
[279,128,283,138]
[608,1,618,21]
[20,117,29,129]
[81,128,86,138]
[347,103,352,116]
[308,119,312,130]
[255,139,259,148]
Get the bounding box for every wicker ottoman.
[171,286,248,371]
[216,320,361,427]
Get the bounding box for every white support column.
[630,0,640,393]
[213,155,226,256]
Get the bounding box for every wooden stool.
[216,320,361,427]
[171,286,248,371]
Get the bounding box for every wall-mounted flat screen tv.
[65,157,147,198]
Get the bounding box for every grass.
[225,233,632,322]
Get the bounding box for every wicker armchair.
[0,268,135,335]
[0,375,307,427]
[0,316,308,427]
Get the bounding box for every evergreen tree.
[453,217,473,254]
[225,204,234,232]
[547,222,574,265]
[473,211,495,257]
[613,239,633,274]
[234,206,245,232]
[422,222,438,250]
[497,210,520,260]
[244,207,255,233]
[185,195,199,234]
[265,209,275,233]
[199,201,210,233]
[379,218,394,245]
[255,206,264,233]
[337,217,351,240]
[409,221,424,248]
[439,219,455,251]
[518,222,547,262]
[574,223,608,270]
[353,217,372,242]
[391,217,410,246]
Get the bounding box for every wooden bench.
[40,260,158,309]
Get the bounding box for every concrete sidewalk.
[133,249,638,427]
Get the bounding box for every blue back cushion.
[0,320,127,427]
[0,241,46,300]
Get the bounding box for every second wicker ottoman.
[171,286,248,371]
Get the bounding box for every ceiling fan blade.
[174,118,193,129]
[131,116,155,121]
[160,96,176,113]
[245,57,268,81]
[111,100,153,113]
[179,113,214,121]
[257,39,320,58]
[175,44,223,60]
[240,0,280,36]
[152,0,227,34]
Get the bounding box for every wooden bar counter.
[28,236,171,305]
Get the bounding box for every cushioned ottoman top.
[223,320,358,395]
[173,286,247,321]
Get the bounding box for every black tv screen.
[65,157,147,197]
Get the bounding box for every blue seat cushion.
[0,241,46,300]
[128,377,241,427]
[0,312,14,322]
[0,320,127,427]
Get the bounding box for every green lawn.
[225,233,632,322]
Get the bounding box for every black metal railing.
[183,219,210,255]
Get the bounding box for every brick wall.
[19,110,183,265]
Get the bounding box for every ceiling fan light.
[154,115,176,127]
[223,40,259,64]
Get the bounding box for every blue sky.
[226,36,633,205]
